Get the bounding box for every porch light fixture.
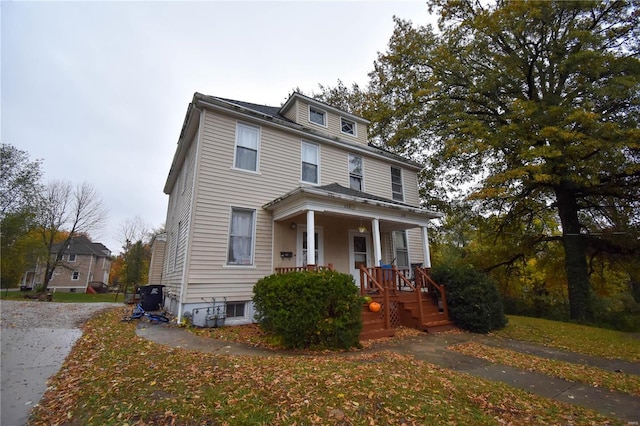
[290,223,297,229]
[358,219,367,233]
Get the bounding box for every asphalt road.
[0,300,119,426]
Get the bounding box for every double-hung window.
[227,208,255,265]
[301,142,319,184]
[393,231,409,269]
[71,271,80,280]
[349,154,363,191]
[309,106,326,126]
[391,166,404,201]
[234,123,260,172]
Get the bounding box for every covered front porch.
[263,183,453,339]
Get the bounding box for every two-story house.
[22,235,112,293]
[158,92,447,334]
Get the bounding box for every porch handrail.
[359,266,384,294]
[359,266,390,330]
[394,266,425,326]
[415,268,449,319]
[275,264,334,274]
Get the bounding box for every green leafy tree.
[0,144,43,287]
[321,1,640,321]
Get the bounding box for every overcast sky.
[2,1,435,254]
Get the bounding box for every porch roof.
[263,183,443,222]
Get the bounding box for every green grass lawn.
[28,308,629,426]
[0,290,124,303]
[494,315,640,362]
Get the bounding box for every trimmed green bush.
[432,265,508,333]
[252,270,362,349]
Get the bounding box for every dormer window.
[309,106,326,127]
[341,118,356,136]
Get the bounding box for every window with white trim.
[349,154,363,191]
[71,271,80,280]
[341,117,356,136]
[226,302,246,318]
[391,166,404,201]
[393,231,409,268]
[234,123,260,172]
[227,208,255,265]
[68,254,77,262]
[309,106,326,126]
[301,142,319,184]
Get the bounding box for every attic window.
[309,106,326,126]
[68,254,77,262]
[341,118,356,136]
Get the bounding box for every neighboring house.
[156,92,448,334]
[21,235,112,293]
[148,232,167,284]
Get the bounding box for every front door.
[349,230,371,286]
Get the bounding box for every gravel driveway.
[0,300,120,426]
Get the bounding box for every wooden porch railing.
[360,265,449,334]
[414,267,449,320]
[275,264,334,274]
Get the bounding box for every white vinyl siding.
[233,122,260,172]
[170,108,424,304]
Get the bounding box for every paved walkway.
[136,323,640,424]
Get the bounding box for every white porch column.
[421,225,432,268]
[306,210,315,265]
[372,218,382,266]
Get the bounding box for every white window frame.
[226,207,256,266]
[348,154,363,191]
[71,271,80,281]
[233,122,261,173]
[68,254,77,262]
[341,117,357,136]
[301,141,320,185]
[391,166,404,202]
[308,106,327,127]
[226,302,246,318]
[296,227,324,267]
[393,230,410,269]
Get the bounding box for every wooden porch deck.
[274,264,454,341]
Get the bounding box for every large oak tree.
[321,1,640,321]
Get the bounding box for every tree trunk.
[554,185,592,321]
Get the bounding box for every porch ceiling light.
[358,219,367,233]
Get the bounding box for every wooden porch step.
[423,319,456,333]
[359,328,395,341]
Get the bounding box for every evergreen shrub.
[252,270,362,349]
[432,265,508,333]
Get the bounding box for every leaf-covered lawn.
[450,342,640,397]
[493,316,640,362]
[28,307,623,425]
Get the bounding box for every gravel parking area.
[0,300,120,426]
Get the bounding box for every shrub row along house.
[154,92,451,337]
[21,235,112,293]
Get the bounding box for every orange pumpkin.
[368,302,381,313]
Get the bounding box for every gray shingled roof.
[52,236,111,257]
[316,183,422,210]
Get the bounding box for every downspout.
[85,255,94,291]
[177,106,203,320]
[372,218,382,266]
